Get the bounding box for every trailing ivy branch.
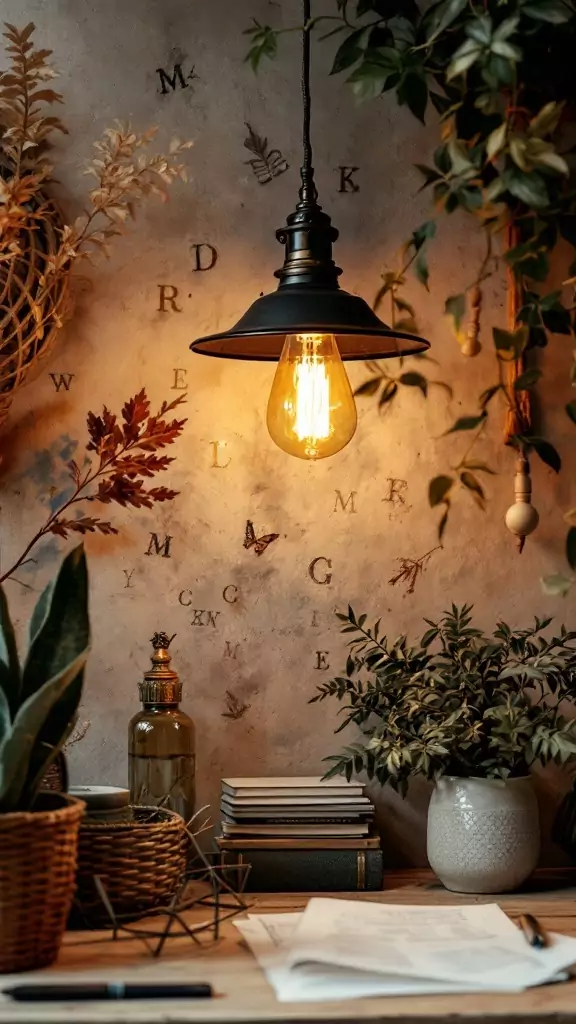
[245,0,576,577]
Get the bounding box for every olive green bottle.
[129,632,195,823]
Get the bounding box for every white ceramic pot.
[427,776,540,893]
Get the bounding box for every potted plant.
[311,604,576,893]
[0,544,89,972]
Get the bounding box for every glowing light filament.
[294,348,330,444]
[266,333,357,460]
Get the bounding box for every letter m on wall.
[333,490,357,513]
[156,64,188,94]
[145,533,172,558]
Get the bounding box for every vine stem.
[455,421,487,470]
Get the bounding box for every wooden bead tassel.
[505,455,539,554]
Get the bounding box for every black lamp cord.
[300,0,318,205]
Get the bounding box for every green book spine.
[223,847,383,892]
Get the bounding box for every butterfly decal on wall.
[243,520,279,556]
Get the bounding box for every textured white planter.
[427,776,540,893]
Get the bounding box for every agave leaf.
[0,651,88,812]
[28,579,54,648]
[22,545,89,704]
[0,585,21,717]
[0,687,11,747]
[21,666,85,807]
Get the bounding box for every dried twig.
[388,546,441,595]
[221,690,250,720]
[64,720,91,748]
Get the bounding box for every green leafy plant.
[245,1,576,573]
[311,604,576,794]
[0,544,89,812]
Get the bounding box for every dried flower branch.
[44,125,191,279]
[0,23,192,425]
[0,22,66,246]
[0,388,187,584]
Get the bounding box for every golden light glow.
[266,333,357,459]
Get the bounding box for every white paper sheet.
[235,914,484,1002]
[235,900,576,1003]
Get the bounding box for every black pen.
[519,913,549,949]
[4,982,214,1002]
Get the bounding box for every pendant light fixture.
[190,0,430,460]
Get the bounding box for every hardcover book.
[218,841,383,892]
[221,822,370,837]
[222,777,364,799]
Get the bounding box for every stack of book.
[218,777,382,892]
[220,776,373,838]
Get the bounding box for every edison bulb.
[266,333,357,460]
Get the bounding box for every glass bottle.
[129,632,195,824]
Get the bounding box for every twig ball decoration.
[505,454,539,554]
[0,198,69,426]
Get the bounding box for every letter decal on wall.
[191,243,218,272]
[337,166,359,192]
[146,533,172,558]
[158,285,182,313]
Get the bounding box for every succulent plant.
[0,544,90,812]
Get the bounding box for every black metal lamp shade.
[191,194,430,362]
[190,0,430,366]
[190,286,429,362]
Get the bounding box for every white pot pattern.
[427,776,540,893]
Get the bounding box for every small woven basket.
[74,806,188,928]
[0,792,85,973]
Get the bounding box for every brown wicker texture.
[0,793,85,974]
[75,806,188,927]
[0,199,69,427]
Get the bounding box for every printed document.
[235,898,576,1002]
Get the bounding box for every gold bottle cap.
[139,632,182,704]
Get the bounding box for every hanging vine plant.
[245,0,576,590]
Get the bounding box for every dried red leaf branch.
[0,388,186,584]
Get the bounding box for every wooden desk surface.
[4,869,576,1023]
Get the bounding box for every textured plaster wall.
[0,0,575,866]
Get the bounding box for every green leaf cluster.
[0,545,90,812]
[244,1,576,570]
[312,605,576,793]
[243,19,279,72]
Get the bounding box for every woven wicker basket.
[0,792,85,973]
[74,806,188,927]
[0,196,69,427]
